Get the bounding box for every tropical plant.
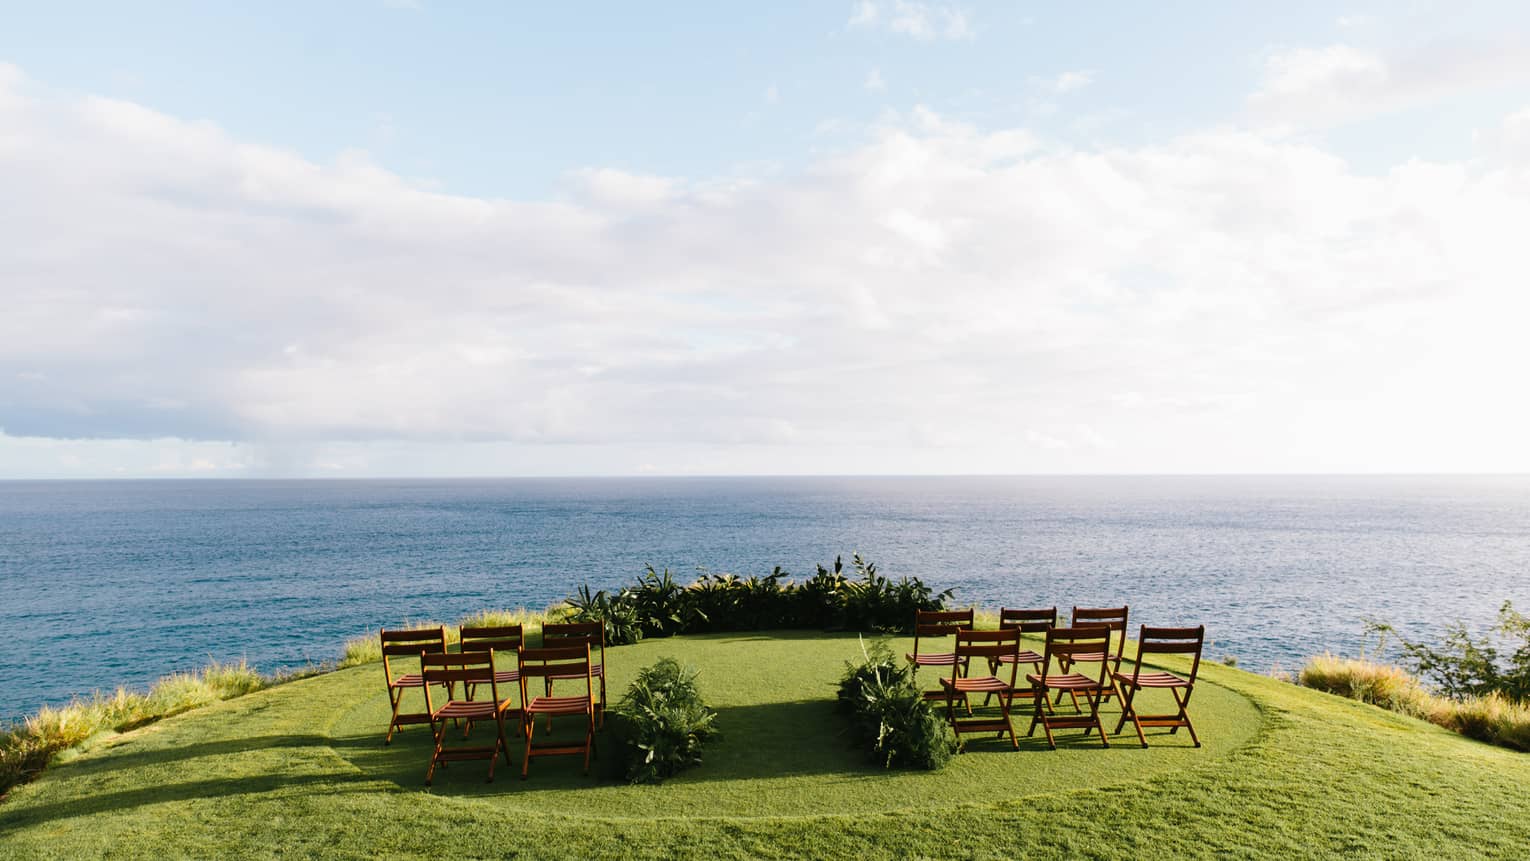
[567,554,953,639]
[608,658,719,784]
[564,584,643,646]
[835,639,956,770]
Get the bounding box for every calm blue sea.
[3,475,1528,723]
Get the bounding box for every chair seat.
[433,700,501,720]
[1065,651,1108,664]
[389,673,425,688]
[1027,672,1107,691]
[1113,670,1189,689]
[941,675,1012,693]
[526,695,593,716]
[906,652,958,666]
[492,669,520,684]
[996,650,1044,665]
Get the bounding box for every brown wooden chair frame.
[1058,605,1130,704]
[459,624,524,704]
[380,626,447,744]
[985,607,1054,706]
[517,643,596,778]
[906,609,975,701]
[420,649,518,785]
[1026,626,1113,749]
[541,621,607,728]
[939,628,1022,750]
[1112,624,1205,748]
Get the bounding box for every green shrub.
[564,584,643,646]
[836,640,956,770]
[609,658,719,784]
[566,554,953,639]
[1366,602,1530,701]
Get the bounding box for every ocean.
[3,475,1528,723]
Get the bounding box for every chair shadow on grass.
[333,698,895,795]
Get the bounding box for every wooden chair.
[380,626,447,744]
[1058,605,1129,703]
[517,643,597,778]
[460,624,523,701]
[420,650,517,785]
[905,609,975,701]
[1113,625,1205,748]
[985,607,1053,706]
[939,629,1022,750]
[1026,626,1113,749]
[541,621,607,728]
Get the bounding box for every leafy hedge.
[566,554,953,645]
[608,658,719,784]
[836,639,956,770]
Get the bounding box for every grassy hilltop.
[2,630,1529,859]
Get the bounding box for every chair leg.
[1087,690,1109,747]
[386,685,404,744]
[583,712,594,774]
[1174,687,1201,747]
[597,673,607,729]
[521,714,535,779]
[1029,685,1057,748]
[425,719,446,786]
[1001,693,1018,750]
[1114,683,1144,747]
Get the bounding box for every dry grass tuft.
[1299,654,1433,717]
[1299,653,1530,751]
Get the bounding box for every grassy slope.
[1,632,1527,860]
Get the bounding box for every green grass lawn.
[2,631,1529,859]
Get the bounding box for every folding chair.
[939,629,1022,750]
[541,621,607,728]
[984,607,1053,706]
[1026,626,1113,749]
[460,624,523,702]
[380,626,447,744]
[1058,606,1129,703]
[1113,625,1205,748]
[517,643,597,778]
[905,609,975,701]
[420,650,517,785]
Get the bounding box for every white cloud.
[765,84,780,105]
[865,67,887,92]
[2,66,1530,475]
[1037,70,1095,94]
[848,1,973,41]
[1248,39,1530,130]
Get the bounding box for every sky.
[3,1,1530,478]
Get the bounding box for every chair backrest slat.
[517,644,591,679]
[380,626,447,683]
[1040,626,1114,686]
[541,621,605,655]
[1123,624,1205,684]
[911,609,974,656]
[1070,606,1129,665]
[460,624,524,654]
[951,628,1021,688]
[999,607,1056,634]
[380,626,447,655]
